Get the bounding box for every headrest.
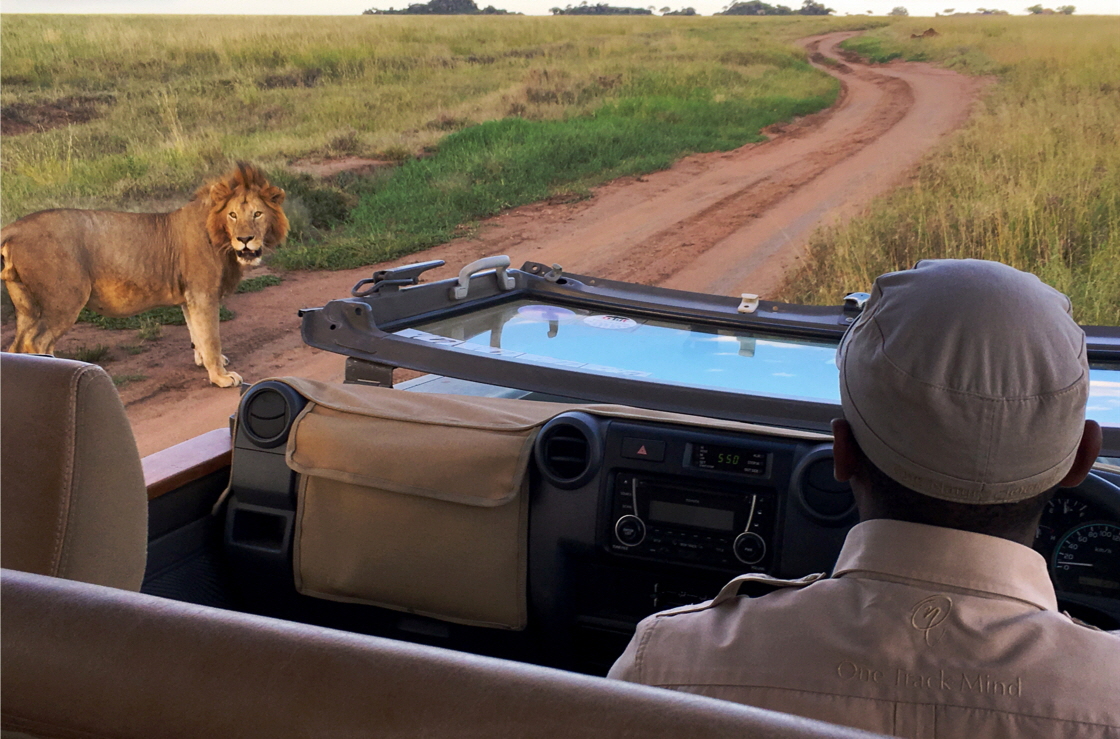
[1,353,148,589]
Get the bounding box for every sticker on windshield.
[583,315,639,331]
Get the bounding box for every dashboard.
[224,385,1120,675]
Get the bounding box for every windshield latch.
[840,292,871,324]
[351,259,446,297]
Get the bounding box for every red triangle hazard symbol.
[637,445,648,456]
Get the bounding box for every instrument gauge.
[1052,523,1120,598]
[1034,496,1092,561]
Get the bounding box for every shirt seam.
[832,569,1053,612]
[633,616,659,685]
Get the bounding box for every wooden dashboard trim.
[142,427,232,500]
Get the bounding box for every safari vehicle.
[3,257,1119,738]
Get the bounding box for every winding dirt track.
[26,32,984,456]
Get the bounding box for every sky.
[3,0,1118,16]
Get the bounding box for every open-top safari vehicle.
[3,257,1118,738]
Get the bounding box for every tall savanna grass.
[1,14,871,230]
[775,16,1120,326]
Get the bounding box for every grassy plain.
[775,16,1120,326]
[4,15,1116,325]
[2,14,870,257]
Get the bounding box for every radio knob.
[733,532,766,565]
[614,515,646,547]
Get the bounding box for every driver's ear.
[1057,420,1102,488]
[832,418,860,483]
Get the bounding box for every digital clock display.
[691,443,768,476]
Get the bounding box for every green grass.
[112,373,146,387]
[58,343,111,363]
[276,88,835,269]
[236,274,284,293]
[776,16,1120,326]
[838,35,902,63]
[76,305,235,330]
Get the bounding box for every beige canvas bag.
[277,377,573,630]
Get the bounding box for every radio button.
[733,532,767,565]
[615,515,646,547]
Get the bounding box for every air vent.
[535,413,603,489]
[245,390,288,441]
[239,382,307,449]
[792,445,857,525]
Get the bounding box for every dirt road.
[14,32,984,456]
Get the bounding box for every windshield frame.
[301,261,1120,450]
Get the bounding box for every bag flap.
[277,377,570,507]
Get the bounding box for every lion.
[0,162,287,388]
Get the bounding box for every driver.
[609,259,1119,737]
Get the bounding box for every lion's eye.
[253,211,262,219]
[228,212,237,220]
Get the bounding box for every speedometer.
[1052,523,1120,598]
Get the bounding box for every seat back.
[0,353,147,590]
[0,569,884,739]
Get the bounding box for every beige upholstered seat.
[0,353,147,590]
[0,569,886,739]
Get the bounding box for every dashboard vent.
[792,446,857,525]
[239,382,307,449]
[245,389,289,442]
[541,425,590,479]
[535,413,602,489]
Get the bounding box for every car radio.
[607,472,777,571]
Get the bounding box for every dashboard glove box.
[276,378,569,630]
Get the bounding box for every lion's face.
[205,164,289,267]
[223,193,276,266]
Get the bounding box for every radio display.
[691,443,768,476]
[648,500,736,531]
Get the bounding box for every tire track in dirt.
[9,32,984,455]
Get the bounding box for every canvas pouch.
[277,377,570,630]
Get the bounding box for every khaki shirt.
[608,520,1120,738]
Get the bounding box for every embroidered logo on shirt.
[910,595,953,646]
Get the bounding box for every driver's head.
[833,259,1101,541]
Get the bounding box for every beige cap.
[837,259,1088,504]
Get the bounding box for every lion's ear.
[263,185,285,206]
[209,181,232,206]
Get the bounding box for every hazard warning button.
[621,437,666,463]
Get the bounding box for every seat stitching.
[55,366,93,579]
[49,366,83,577]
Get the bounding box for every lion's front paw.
[209,370,243,388]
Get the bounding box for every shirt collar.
[832,519,1058,612]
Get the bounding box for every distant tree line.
[550,3,653,14]
[364,0,515,14]
[1026,3,1075,11]
[717,0,833,14]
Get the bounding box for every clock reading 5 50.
[691,444,769,476]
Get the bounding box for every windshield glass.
[403,299,1120,426]
[403,300,840,403]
